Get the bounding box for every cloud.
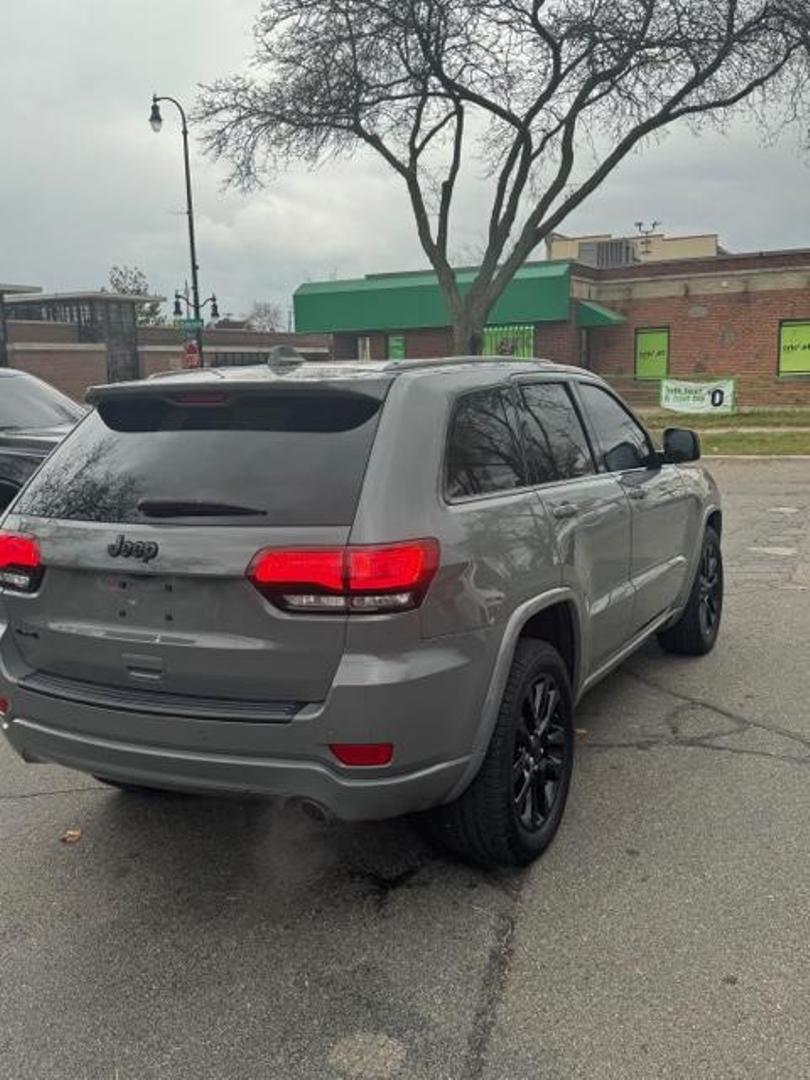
[2,1,809,321]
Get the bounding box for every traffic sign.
[182,340,201,369]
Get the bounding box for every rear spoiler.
[85,373,393,407]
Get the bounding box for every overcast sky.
[3,0,810,324]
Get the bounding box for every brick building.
[0,286,329,400]
[293,234,810,407]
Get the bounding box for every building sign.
[483,324,534,359]
[660,378,735,414]
[635,328,669,379]
[779,321,810,374]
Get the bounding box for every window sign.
[483,324,535,359]
[779,321,810,374]
[635,328,669,379]
[387,334,406,360]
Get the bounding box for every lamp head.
[149,97,163,133]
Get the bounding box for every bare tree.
[105,265,165,327]
[245,299,285,331]
[197,0,810,352]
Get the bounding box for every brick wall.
[332,333,357,360]
[590,289,810,407]
[534,321,580,365]
[405,327,453,358]
[333,331,400,359]
[591,248,810,283]
[7,320,79,344]
[139,348,183,379]
[9,346,107,401]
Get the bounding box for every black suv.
[0,369,83,510]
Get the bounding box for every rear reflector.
[248,539,439,615]
[0,532,42,593]
[0,696,9,720]
[330,743,393,767]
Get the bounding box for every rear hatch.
[1,376,390,710]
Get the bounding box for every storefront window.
[635,328,669,379]
[779,321,810,375]
[482,324,535,359]
[387,334,406,360]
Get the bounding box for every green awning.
[576,299,626,328]
[294,262,571,333]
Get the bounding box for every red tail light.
[248,539,439,614]
[0,532,42,593]
[0,696,9,720]
[250,549,344,594]
[330,743,393,767]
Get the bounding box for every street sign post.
[175,317,204,333]
[182,340,201,369]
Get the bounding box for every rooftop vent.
[578,239,640,269]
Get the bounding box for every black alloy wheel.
[698,541,722,639]
[513,673,568,833]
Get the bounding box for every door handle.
[551,503,578,520]
[626,488,648,501]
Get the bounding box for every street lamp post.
[173,288,219,321]
[149,93,207,363]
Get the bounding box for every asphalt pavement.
[1,459,808,1080]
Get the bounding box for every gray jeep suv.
[0,358,722,866]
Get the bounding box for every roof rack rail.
[383,354,543,372]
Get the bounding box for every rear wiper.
[137,499,267,517]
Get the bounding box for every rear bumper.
[4,716,468,821]
[0,630,492,821]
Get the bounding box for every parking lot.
[1,458,808,1080]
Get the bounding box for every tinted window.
[15,389,385,526]
[519,383,594,483]
[0,372,83,429]
[577,383,652,471]
[446,389,524,498]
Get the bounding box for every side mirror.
[663,427,701,464]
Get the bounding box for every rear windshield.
[15,388,386,526]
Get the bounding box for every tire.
[658,525,723,656]
[423,640,575,868]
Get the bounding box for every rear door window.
[14,388,387,526]
[445,388,525,499]
[517,383,594,483]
